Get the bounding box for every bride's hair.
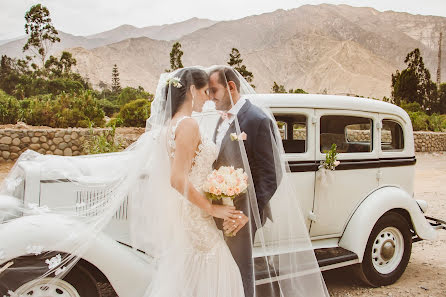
[164,68,208,117]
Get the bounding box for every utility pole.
[437,32,442,89]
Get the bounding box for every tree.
[272,82,286,93]
[23,4,60,68]
[166,42,184,72]
[45,51,77,78]
[272,81,307,94]
[391,48,438,113]
[227,48,255,88]
[111,64,121,93]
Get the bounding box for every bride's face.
[192,83,210,112]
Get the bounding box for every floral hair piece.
[166,77,182,88]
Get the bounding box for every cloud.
[1,0,445,40]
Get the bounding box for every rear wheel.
[357,212,412,287]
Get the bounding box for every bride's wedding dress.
[143,115,245,297]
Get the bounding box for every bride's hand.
[209,204,239,220]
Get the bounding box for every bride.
[0,66,329,297]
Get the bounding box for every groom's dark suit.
[213,99,279,297]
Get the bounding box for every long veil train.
[0,65,329,297]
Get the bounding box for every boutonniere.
[230,132,247,141]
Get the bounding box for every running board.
[315,247,359,271]
[254,247,359,285]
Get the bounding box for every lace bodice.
[168,116,222,252]
[168,116,219,188]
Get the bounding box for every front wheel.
[0,255,102,297]
[357,212,412,287]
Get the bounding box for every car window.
[274,114,307,153]
[381,120,404,151]
[320,115,373,153]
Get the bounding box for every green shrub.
[408,111,429,131]
[20,91,105,128]
[117,87,153,106]
[81,124,124,154]
[0,89,20,124]
[428,113,443,132]
[106,117,123,127]
[97,98,120,116]
[20,95,54,126]
[400,100,423,113]
[119,99,150,127]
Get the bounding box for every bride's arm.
[170,118,240,220]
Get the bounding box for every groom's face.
[209,72,232,111]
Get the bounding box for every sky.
[1,0,445,40]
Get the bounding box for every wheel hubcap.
[371,227,404,274]
[14,278,80,297]
[381,240,396,261]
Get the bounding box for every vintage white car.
[1,94,445,297]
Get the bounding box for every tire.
[0,254,102,297]
[357,212,412,287]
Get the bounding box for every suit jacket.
[213,99,279,228]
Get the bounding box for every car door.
[310,109,380,238]
[269,107,316,231]
[378,113,415,196]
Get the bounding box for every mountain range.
[1,4,445,98]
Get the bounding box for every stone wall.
[1,128,446,161]
[0,128,116,161]
[413,131,446,152]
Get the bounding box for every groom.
[209,66,279,297]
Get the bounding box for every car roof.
[247,94,410,124]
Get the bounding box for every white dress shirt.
[215,97,246,150]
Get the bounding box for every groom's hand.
[223,211,249,236]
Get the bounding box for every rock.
[10,153,19,159]
[63,135,71,142]
[34,132,42,137]
[54,149,63,155]
[1,151,11,159]
[12,138,20,146]
[59,143,68,150]
[0,137,12,144]
[71,132,79,140]
[31,137,39,143]
[29,144,40,150]
[50,145,56,151]
[10,146,20,153]
[41,143,50,150]
[38,148,46,154]
[39,136,47,142]
[0,144,9,150]
[53,137,63,145]
[73,151,80,156]
[64,148,73,156]
[55,131,65,138]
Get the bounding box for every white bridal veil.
[0,65,329,297]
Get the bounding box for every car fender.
[0,214,151,297]
[339,186,437,262]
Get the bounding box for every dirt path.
[325,152,446,297]
[1,152,445,296]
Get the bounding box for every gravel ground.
[1,151,445,296]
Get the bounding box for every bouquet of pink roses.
[202,166,248,207]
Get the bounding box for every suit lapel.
[216,100,252,161]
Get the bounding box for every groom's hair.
[210,67,241,93]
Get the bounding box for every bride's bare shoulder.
[174,117,200,144]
